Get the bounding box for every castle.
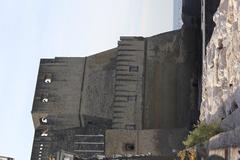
[30,1,203,160]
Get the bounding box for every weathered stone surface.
[144,28,201,129]
[112,37,145,130]
[32,58,85,130]
[105,129,187,157]
[81,48,117,127]
[209,127,240,149]
[201,0,240,123]
[221,108,240,131]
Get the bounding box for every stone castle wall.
[32,57,85,130]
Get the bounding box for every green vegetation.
[183,122,223,148]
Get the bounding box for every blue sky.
[0,0,174,159]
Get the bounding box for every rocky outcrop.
[201,0,240,123]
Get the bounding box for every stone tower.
[31,31,201,160]
[30,1,202,159]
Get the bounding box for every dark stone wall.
[112,37,145,130]
[80,49,117,128]
[32,57,85,130]
[143,28,200,129]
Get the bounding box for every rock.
[201,0,240,123]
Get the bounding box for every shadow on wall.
[207,155,225,160]
[205,0,221,46]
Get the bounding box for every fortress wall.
[112,37,145,130]
[32,57,85,130]
[144,29,200,129]
[80,49,117,127]
[105,129,187,157]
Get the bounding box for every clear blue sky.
[0,0,174,159]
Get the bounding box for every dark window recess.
[127,95,137,101]
[129,66,139,72]
[125,143,135,151]
[87,121,93,125]
[125,124,136,130]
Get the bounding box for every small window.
[125,143,135,151]
[44,73,52,83]
[129,65,139,72]
[40,117,48,124]
[42,98,48,103]
[44,78,51,83]
[41,129,48,137]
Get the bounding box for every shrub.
[177,149,197,160]
[183,122,223,148]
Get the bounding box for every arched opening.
[44,73,52,83]
[44,78,51,84]
[42,98,48,103]
[39,117,48,125]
